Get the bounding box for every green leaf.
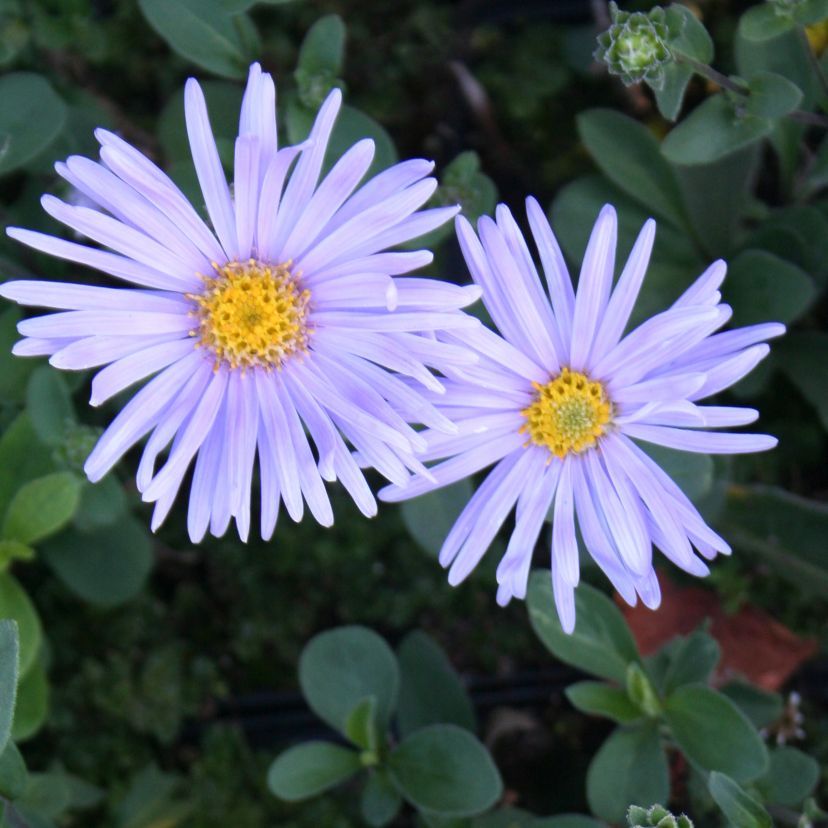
[655,5,713,121]
[776,333,828,431]
[41,516,153,608]
[653,63,695,122]
[638,445,713,505]
[662,630,720,694]
[0,415,54,521]
[16,771,72,822]
[0,541,34,572]
[527,573,640,684]
[586,724,669,823]
[708,772,772,828]
[550,176,704,324]
[25,368,74,448]
[664,685,768,781]
[0,73,67,175]
[361,770,402,828]
[267,741,361,802]
[625,663,661,717]
[761,746,820,806]
[295,14,346,107]
[724,249,814,327]
[720,682,783,730]
[1,472,81,545]
[397,630,476,737]
[735,27,817,109]
[11,658,48,742]
[662,94,772,166]
[113,764,191,828]
[299,626,399,734]
[794,0,828,23]
[667,3,714,62]
[345,696,380,752]
[577,109,687,228]
[673,145,759,258]
[565,681,642,724]
[389,724,502,818]
[72,476,127,532]
[0,621,18,757]
[137,0,252,79]
[745,71,803,118]
[738,5,796,42]
[533,817,607,828]
[400,480,473,559]
[718,485,828,593]
[0,742,27,801]
[442,152,497,223]
[0,574,41,677]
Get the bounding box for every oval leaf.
[2,472,81,545]
[267,741,360,802]
[738,4,796,42]
[745,71,804,119]
[724,249,814,327]
[527,572,640,684]
[664,685,769,781]
[299,626,399,734]
[389,724,502,818]
[11,658,48,743]
[41,517,152,608]
[586,723,669,823]
[662,94,772,166]
[25,368,74,448]
[0,73,67,175]
[708,771,772,828]
[0,574,41,677]
[762,746,820,807]
[577,109,687,228]
[137,0,252,79]
[0,620,18,756]
[0,742,28,801]
[397,630,476,737]
[565,682,642,724]
[361,770,402,828]
[400,480,473,559]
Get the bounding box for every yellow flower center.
[521,368,612,459]
[191,259,310,370]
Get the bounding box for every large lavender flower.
[381,201,783,632]
[0,63,480,542]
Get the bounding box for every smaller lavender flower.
[381,201,783,632]
[0,63,481,542]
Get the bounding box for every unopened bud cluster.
[595,2,672,89]
[627,804,694,828]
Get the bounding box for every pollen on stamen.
[192,259,311,371]
[520,367,612,459]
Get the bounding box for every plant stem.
[676,54,749,94]
[675,52,828,130]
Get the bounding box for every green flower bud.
[595,2,673,90]
[627,805,695,827]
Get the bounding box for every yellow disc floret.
[521,368,612,459]
[191,259,310,370]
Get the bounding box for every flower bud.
[595,2,672,89]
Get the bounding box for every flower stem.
[675,52,828,129]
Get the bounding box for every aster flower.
[0,63,481,542]
[380,202,783,632]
